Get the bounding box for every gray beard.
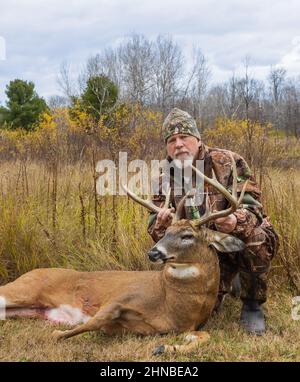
[173,157,194,169]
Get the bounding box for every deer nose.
[148,248,163,263]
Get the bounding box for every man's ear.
[201,227,245,253]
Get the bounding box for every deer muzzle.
[148,245,175,264]
[148,248,164,263]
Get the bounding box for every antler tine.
[191,156,248,227]
[212,168,217,181]
[121,183,162,214]
[229,152,238,199]
[164,187,172,209]
[195,180,248,226]
[237,179,248,205]
[174,190,193,222]
[191,164,238,207]
[194,188,211,222]
[202,188,211,219]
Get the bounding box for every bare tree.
[268,67,286,106]
[202,84,228,128]
[77,55,103,96]
[237,57,255,120]
[200,74,240,128]
[282,78,300,137]
[178,47,210,123]
[47,95,69,110]
[100,48,124,92]
[119,34,155,105]
[151,35,183,113]
[236,57,264,122]
[189,47,210,120]
[226,74,242,118]
[57,61,79,100]
[267,67,286,129]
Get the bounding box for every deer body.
[0,233,219,337]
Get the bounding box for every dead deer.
[0,156,247,354]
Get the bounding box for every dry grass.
[0,287,299,362]
[0,161,154,284]
[262,168,300,292]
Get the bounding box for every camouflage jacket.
[148,144,268,243]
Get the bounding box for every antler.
[174,190,193,222]
[121,183,173,215]
[121,153,248,226]
[191,153,248,227]
[121,182,194,224]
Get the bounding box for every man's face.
[166,134,201,162]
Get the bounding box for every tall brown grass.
[0,160,154,284]
[263,168,300,292]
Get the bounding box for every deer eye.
[181,234,194,241]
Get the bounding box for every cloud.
[0,0,300,103]
[279,36,300,76]
[0,37,6,60]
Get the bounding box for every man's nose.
[174,138,184,148]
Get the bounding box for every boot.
[230,274,241,298]
[240,300,265,336]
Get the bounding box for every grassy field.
[0,287,299,362]
[0,160,299,362]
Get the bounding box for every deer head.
[147,220,245,265]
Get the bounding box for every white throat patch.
[167,265,200,279]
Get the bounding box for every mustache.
[174,151,192,156]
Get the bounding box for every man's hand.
[214,214,237,234]
[155,207,175,230]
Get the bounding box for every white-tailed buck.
[0,157,247,354]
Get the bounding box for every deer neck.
[161,262,206,321]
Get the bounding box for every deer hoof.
[152,344,165,356]
[52,330,65,340]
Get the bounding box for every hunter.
[147,108,279,335]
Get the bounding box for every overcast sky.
[0,0,300,104]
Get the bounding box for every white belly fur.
[45,304,91,325]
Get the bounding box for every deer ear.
[202,228,245,253]
[209,235,245,253]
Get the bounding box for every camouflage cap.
[162,108,201,143]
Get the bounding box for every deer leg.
[0,282,41,310]
[0,282,48,322]
[152,331,210,355]
[4,307,46,319]
[52,303,123,340]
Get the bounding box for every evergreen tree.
[81,75,118,120]
[0,79,48,130]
